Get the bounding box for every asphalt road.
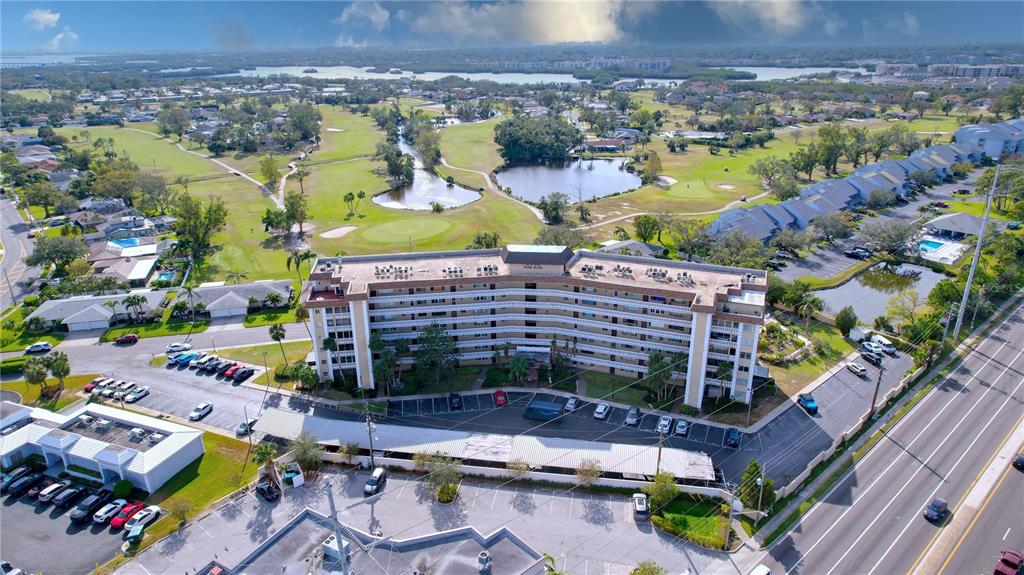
[750,303,1024,575]
[937,447,1024,575]
[0,196,40,309]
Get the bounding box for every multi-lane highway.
[750,303,1024,575]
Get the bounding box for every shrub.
[22,296,40,309]
[437,482,458,503]
[337,442,360,464]
[0,356,29,375]
[113,479,134,499]
[67,464,102,478]
[274,362,294,381]
[167,498,192,526]
[507,459,530,480]
[412,452,431,471]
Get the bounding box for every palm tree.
[24,358,50,398]
[286,249,317,284]
[182,286,197,323]
[104,300,122,323]
[264,291,284,308]
[123,294,147,324]
[269,323,288,365]
[294,166,310,195]
[795,293,825,329]
[294,303,312,339]
[508,356,528,386]
[252,442,280,485]
[47,351,70,393]
[226,270,249,284]
[170,300,189,319]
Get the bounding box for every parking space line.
[397,479,408,501]
[568,491,574,516]
[490,486,500,509]
[195,521,214,539]
[136,563,154,575]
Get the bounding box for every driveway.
[0,196,40,309]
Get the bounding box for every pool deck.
[918,235,967,264]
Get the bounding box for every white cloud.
[861,11,920,43]
[411,0,656,44]
[23,8,60,30]
[898,12,920,35]
[44,26,78,52]
[336,1,391,32]
[707,0,845,39]
[334,34,367,48]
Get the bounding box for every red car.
[995,549,1023,575]
[494,390,508,407]
[84,376,107,393]
[224,364,242,378]
[116,334,139,345]
[110,501,145,529]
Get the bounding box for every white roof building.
[0,401,204,493]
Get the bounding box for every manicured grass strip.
[652,497,729,549]
[242,306,299,327]
[583,372,649,406]
[0,307,65,352]
[221,340,312,368]
[0,373,99,411]
[99,321,209,342]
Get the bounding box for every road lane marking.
[769,307,1022,573]
[823,349,1024,575]
[906,410,1024,574]
[1004,527,1011,541]
[490,486,499,509]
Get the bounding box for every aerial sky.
[3,1,1022,54]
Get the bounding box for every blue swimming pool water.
[111,237,140,248]
[156,272,175,281]
[919,240,944,252]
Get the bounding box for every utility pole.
[952,165,1000,341]
[2,266,16,305]
[725,487,737,551]
[257,351,271,416]
[365,403,376,469]
[240,405,254,480]
[940,303,958,343]
[756,477,764,526]
[324,479,350,575]
[869,364,886,419]
[656,429,664,474]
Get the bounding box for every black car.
[448,393,463,410]
[923,497,949,523]
[217,362,236,375]
[1013,452,1024,471]
[69,489,112,522]
[255,481,281,501]
[843,249,868,260]
[53,485,87,509]
[6,473,45,497]
[0,467,32,493]
[725,427,742,448]
[233,367,255,382]
[861,351,883,367]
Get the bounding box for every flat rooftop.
[65,416,164,452]
[309,247,766,307]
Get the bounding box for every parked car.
[674,419,690,436]
[188,402,213,421]
[234,418,258,436]
[113,382,138,400]
[797,394,819,415]
[115,334,139,345]
[725,427,742,448]
[656,415,672,434]
[70,490,112,522]
[124,386,150,403]
[860,341,885,355]
[6,472,45,497]
[994,550,1023,575]
[870,334,898,355]
[843,249,868,260]
[847,362,868,377]
[922,497,949,523]
[169,353,197,367]
[233,367,255,382]
[931,201,949,209]
[224,364,243,378]
[631,493,649,521]
[772,251,794,260]
[256,481,281,501]
[861,351,884,367]
[103,380,130,398]
[493,390,508,407]
[93,499,128,524]
[217,362,238,375]
[24,341,52,354]
[123,504,161,531]
[363,467,388,496]
[1008,221,1021,231]
[53,485,87,509]
[1013,452,1024,471]
[110,501,145,529]
[84,376,108,393]
[27,477,55,498]
[0,560,23,575]
[166,342,191,354]
[593,403,610,420]
[448,393,463,410]
[187,352,209,369]
[624,406,642,426]
[564,397,580,412]
[91,378,117,395]
[0,467,32,493]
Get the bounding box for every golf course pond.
[494,157,643,202]
[373,139,481,210]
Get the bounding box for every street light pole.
[868,364,885,419]
[656,429,664,474]
[952,165,1000,341]
[2,266,16,305]
[365,403,376,469]
[756,477,764,526]
[257,351,271,416]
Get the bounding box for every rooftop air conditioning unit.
[149,433,165,444]
[130,428,148,441]
[95,419,112,432]
[77,415,95,427]
[321,534,351,562]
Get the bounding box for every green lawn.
[410,366,481,395]
[314,105,384,163]
[243,306,300,327]
[654,497,729,549]
[582,371,651,407]
[10,88,51,102]
[0,307,65,352]
[769,321,855,397]
[439,118,503,175]
[0,373,98,411]
[221,339,312,367]
[99,320,208,343]
[142,433,259,544]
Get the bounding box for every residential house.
[582,138,629,153]
[69,210,107,230]
[84,209,157,242]
[173,280,292,319]
[96,257,159,287]
[612,79,642,92]
[26,291,166,331]
[779,198,826,230]
[955,118,1024,160]
[47,169,81,192]
[78,197,127,214]
[925,212,1005,240]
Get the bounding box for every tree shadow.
[581,497,615,530]
[429,497,467,531]
[156,526,191,555]
[511,491,537,515]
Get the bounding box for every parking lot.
[1,482,132,575]
[122,467,721,575]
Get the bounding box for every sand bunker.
[657,176,678,186]
[325,128,345,132]
[320,225,357,238]
[716,184,737,190]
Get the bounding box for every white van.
[748,566,772,575]
[870,334,897,355]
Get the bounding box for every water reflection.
[815,263,947,324]
[494,157,642,203]
[372,139,481,211]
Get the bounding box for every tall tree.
[135,173,175,215]
[94,169,139,206]
[669,219,711,262]
[707,229,767,268]
[18,181,61,218]
[465,231,501,250]
[286,249,317,283]
[413,323,459,389]
[46,351,70,393]
[283,189,309,235]
[747,156,794,193]
[795,292,825,329]
[835,306,858,337]
[24,358,51,398]
[156,107,191,140]
[633,214,660,244]
[258,154,281,188]
[25,236,88,272]
[293,165,310,195]
[269,323,288,366]
[169,193,229,263]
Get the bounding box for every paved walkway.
[438,156,545,221]
[576,372,589,396]
[470,367,489,390]
[573,190,771,230]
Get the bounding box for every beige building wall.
[685,312,712,409]
[348,300,374,390]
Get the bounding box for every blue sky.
[3,1,1022,53]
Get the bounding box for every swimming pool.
[919,239,945,252]
[156,271,175,282]
[111,237,140,248]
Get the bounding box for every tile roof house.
[26,291,166,331]
[174,280,292,319]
